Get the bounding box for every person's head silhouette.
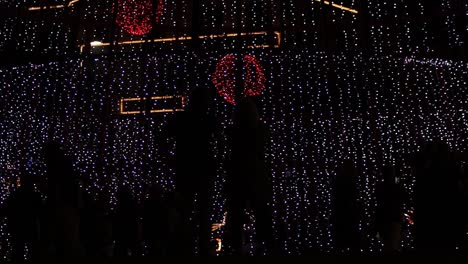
[116,185,133,205]
[43,141,78,186]
[44,141,65,167]
[187,87,211,115]
[18,173,35,191]
[234,97,259,129]
[43,141,67,182]
[382,165,395,184]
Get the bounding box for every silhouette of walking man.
[332,159,360,255]
[171,87,215,256]
[225,97,274,255]
[113,185,139,256]
[413,142,463,254]
[375,165,404,254]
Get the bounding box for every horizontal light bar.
[314,0,359,14]
[28,5,64,11]
[28,0,80,11]
[81,31,281,52]
[90,41,104,46]
[120,96,186,115]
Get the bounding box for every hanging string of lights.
[0,0,467,259]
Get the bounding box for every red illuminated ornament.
[115,0,164,36]
[212,54,266,105]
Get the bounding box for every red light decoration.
[212,54,266,105]
[115,0,164,36]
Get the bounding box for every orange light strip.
[28,5,64,11]
[314,0,359,14]
[274,31,282,47]
[68,0,80,6]
[215,238,222,253]
[120,96,186,115]
[81,31,281,52]
[247,44,272,49]
[28,0,80,11]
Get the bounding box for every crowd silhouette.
[3,90,468,260]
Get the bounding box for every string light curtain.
[0,0,467,259]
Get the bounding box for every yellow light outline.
[314,0,359,14]
[28,5,64,11]
[215,238,222,253]
[68,0,80,7]
[120,95,186,115]
[80,31,282,52]
[28,0,80,10]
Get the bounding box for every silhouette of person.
[170,86,215,256]
[42,141,83,257]
[80,188,95,256]
[375,165,404,254]
[225,97,274,255]
[413,141,463,254]
[164,191,186,256]
[80,193,113,256]
[3,174,42,262]
[113,185,139,256]
[332,159,360,255]
[458,153,468,253]
[142,184,166,256]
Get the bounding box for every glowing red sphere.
[115,0,164,36]
[212,54,266,105]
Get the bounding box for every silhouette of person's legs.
[252,195,275,255]
[383,222,401,254]
[113,241,127,256]
[11,235,25,262]
[178,192,194,256]
[197,191,211,256]
[226,197,244,255]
